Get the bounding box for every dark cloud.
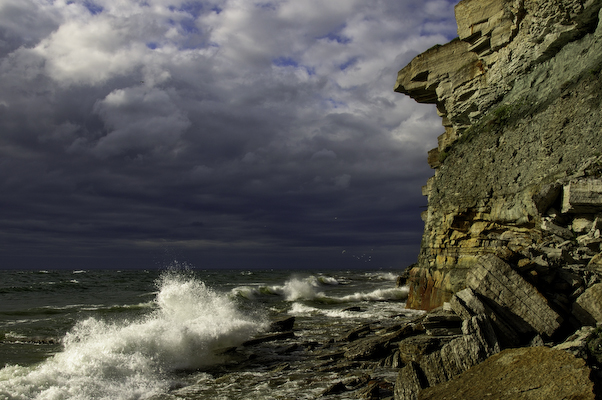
[0,0,458,270]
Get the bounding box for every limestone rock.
[397,0,602,312]
[449,287,520,346]
[394,314,500,400]
[588,252,602,274]
[562,179,602,214]
[394,362,425,400]
[466,255,562,337]
[573,282,602,326]
[394,39,478,105]
[554,325,596,359]
[416,347,596,400]
[397,335,451,364]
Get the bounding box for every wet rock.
[343,335,392,361]
[317,361,361,373]
[356,381,380,400]
[342,324,372,342]
[320,381,347,397]
[241,331,294,347]
[315,350,345,361]
[271,363,290,373]
[269,316,295,332]
[380,350,404,368]
[417,347,596,400]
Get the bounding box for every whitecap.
[0,272,267,400]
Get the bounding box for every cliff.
[396,0,602,314]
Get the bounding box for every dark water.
[0,265,419,399]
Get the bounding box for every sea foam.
[0,272,265,400]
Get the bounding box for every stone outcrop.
[416,347,596,400]
[394,313,501,400]
[465,255,562,338]
[395,0,602,315]
[391,1,602,398]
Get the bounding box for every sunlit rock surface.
[395,0,602,312]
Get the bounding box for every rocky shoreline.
[204,276,600,399]
[171,0,602,398]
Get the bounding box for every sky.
[0,0,459,270]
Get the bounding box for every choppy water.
[0,265,418,399]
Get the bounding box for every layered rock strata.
[416,346,596,400]
[395,0,602,312]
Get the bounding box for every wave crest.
[0,272,265,400]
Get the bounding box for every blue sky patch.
[339,57,358,71]
[178,2,204,18]
[273,57,299,68]
[83,0,103,15]
[180,18,200,35]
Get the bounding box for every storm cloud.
[0,0,458,270]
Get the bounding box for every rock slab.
[573,283,602,326]
[466,255,562,337]
[416,347,596,400]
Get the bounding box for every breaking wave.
[0,272,265,400]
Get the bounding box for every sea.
[0,264,421,400]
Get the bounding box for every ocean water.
[0,265,419,400]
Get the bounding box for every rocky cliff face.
[396,0,602,313]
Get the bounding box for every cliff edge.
[396,0,602,319]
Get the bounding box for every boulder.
[554,326,596,360]
[341,324,372,342]
[416,347,596,400]
[394,314,500,400]
[269,316,295,332]
[465,255,562,338]
[562,179,602,214]
[449,287,520,346]
[573,283,602,326]
[343,331,400,361]
[395,362,426,400]
[587,252,602,275]
[397,335,453,364]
